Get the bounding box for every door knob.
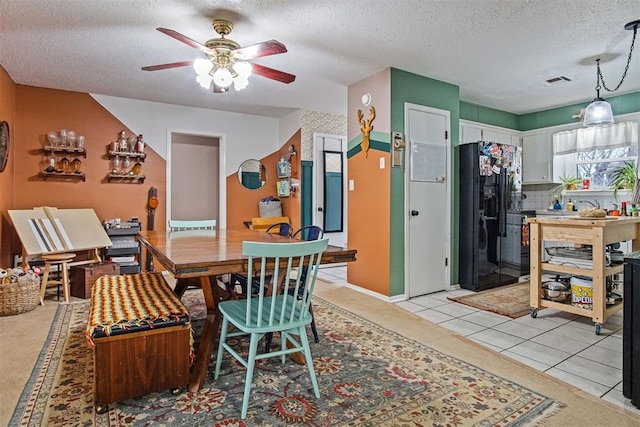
[317,207,323,212]
[411,210,419,216]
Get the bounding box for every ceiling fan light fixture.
[583,98,614,126]
[193,58,213,75]
[233,77,249,91]
[233,61,252,79]
[213,67,233,88]
[196,73,213,89]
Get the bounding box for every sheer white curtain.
[553,121,639,177]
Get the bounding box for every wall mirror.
[238,159,266,190]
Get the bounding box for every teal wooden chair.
[214,238,329,419]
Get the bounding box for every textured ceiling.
[1,0,639,118]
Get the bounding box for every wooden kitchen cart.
[527,216,640,334]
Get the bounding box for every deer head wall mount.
[357,106,376,158]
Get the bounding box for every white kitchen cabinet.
[460,124,482,144]
[460,121,521,147]
[522,132,554,184]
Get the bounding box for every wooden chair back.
[168,219,217,231]
[242,238,329,328]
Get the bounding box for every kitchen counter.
[534,210,578,216]
[527,215,640,333]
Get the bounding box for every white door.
[313,133,347,247]
[405,103,450,297]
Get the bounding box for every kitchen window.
[576,145,637,188]
[553,121,639,189]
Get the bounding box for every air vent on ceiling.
[544,76,572,86]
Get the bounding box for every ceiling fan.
[142,19,295,92]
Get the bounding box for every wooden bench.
[85,273,193,413]
[251,216,290,232]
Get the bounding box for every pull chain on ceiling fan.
[142,19,295,92]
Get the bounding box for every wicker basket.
[0,274,40,316]
[259,199,283,217]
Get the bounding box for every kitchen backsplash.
[522,183,633,212]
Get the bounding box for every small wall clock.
[0,121,9,173]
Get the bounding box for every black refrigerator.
[623,252,640,409]
[459,141,532,292]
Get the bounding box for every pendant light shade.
[582,20,639,127]
[583,98,614,126]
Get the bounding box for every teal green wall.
[389,68,460,297]
[301,161,313,227]
[519,92,640,131]
[347,130,389,158]
[460,101,519,130]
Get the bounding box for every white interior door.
[313,133,347,248]
[405,103,450,297]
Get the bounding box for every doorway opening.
[167,132,226,228]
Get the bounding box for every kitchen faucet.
[579,199,600,208]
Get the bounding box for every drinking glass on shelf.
[123,155,131,169]
[67,130,77,147]
[112,155,121,169]
[47,131,58,147]
[76,135,85,149]
[59,129,68,148]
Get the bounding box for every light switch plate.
[349,179,355,191]
[379,157,385,169]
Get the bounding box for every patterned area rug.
[11,290,561,426]
[448,282,531,318]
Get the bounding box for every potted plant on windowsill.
[552,175,582,195]
[611,161,637,199]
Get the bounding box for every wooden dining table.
[137,228,357,393]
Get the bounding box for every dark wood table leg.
[187,275,221,393]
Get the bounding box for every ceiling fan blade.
[251,63,296,84]
[156,28,214,55]
[233,40,287,60]
[141,60,194,71]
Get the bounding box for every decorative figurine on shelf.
[136,135,145,153]
[59,156,70,173]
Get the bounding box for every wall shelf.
[106,173,145,183]
[108,150,146,160]
[43,146,87,158]
[40,171,86,181]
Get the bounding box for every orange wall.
[347,70,392,295]
[2,78,300,267]
[347,150,391,295]
[226,151,283,229]
[226,130,302,230]
[0,67,17,266]
[6,85,166,261]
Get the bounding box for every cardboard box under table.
[86,273,193,412]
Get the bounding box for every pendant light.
[583,20,639,127]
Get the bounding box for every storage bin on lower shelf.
[571,276,593,310]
